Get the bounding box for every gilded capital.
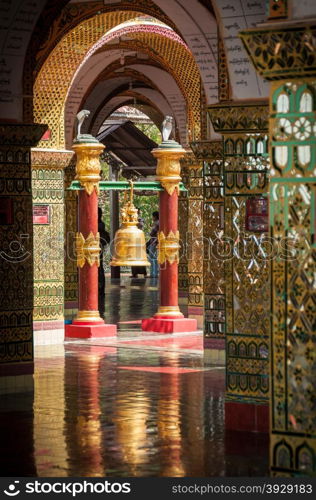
[208,101,268,134]
[240,25,316,80]
[73,142,105,195]
[76,231,100,268]
[158,230,180,265]
[152,143,186,195]
[190,140,223,160]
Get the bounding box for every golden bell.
[110,182,150,267]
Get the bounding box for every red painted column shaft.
[77,189,99,315]
[158,190,181,315]
[66,140,117,338]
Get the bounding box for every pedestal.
[65,321,117,339]
[141,316,197,333]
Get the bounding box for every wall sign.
[33,205,50,224]
[41,129,51,141]
[245,197,268,233]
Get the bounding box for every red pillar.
[65,139,116,339]
[77,189,100,320]
[142,141,197,333]
[156,190,182,318]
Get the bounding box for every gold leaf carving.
[76,231,100,268]
[158,230,180,265]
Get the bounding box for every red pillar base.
[225,401,269,433]
[142,316,198,333]
[65,322,117,339]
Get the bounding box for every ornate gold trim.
[190,140,223,160]
[240,25,316,80]
[75,310,102,322]
[76,231,100,268]
[158,230,180,265]
[208,101,269,133]
[155,305,183,317]
[31,148,74,169]
[73,142,104,195]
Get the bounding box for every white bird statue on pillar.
[76,109,90,139]
[162,115,173,142]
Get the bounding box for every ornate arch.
[23,0,179,121]
[92,91,164,132]
[34,16,201,148]
[65,51,186,146]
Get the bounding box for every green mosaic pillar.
[31,149,73,345]
[208,102,270,432]
[241,23,316,475]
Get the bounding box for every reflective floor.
[0,277,269,477]
[100,276,163,325]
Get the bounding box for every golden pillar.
[208,101,270,432]
[190,140,226,355]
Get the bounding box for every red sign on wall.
[245,197,268,233]
[33,205,50,224]
[41,129,51,141]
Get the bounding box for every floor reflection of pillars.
[75,350,104,477]
[142,140,198,333]
[65,346,111,477]
[157,352,185,476]
[114,389,150,476]
[113,364,151,476]
[185,366,205,476]
[33,345,69,476]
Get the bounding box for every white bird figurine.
[76,109,90,138]
[162,115,173,142]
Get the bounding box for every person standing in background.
[147,211,159,278]
[98,207,110,314]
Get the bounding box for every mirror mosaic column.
[241,23,316,476]
[191,140,225,359]
[0,124,46,390]
[208,101,271,432]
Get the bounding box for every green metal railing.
[68,180,187,191]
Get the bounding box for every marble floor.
[0,276,269,477]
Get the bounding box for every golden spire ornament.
[110,181,150,267]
